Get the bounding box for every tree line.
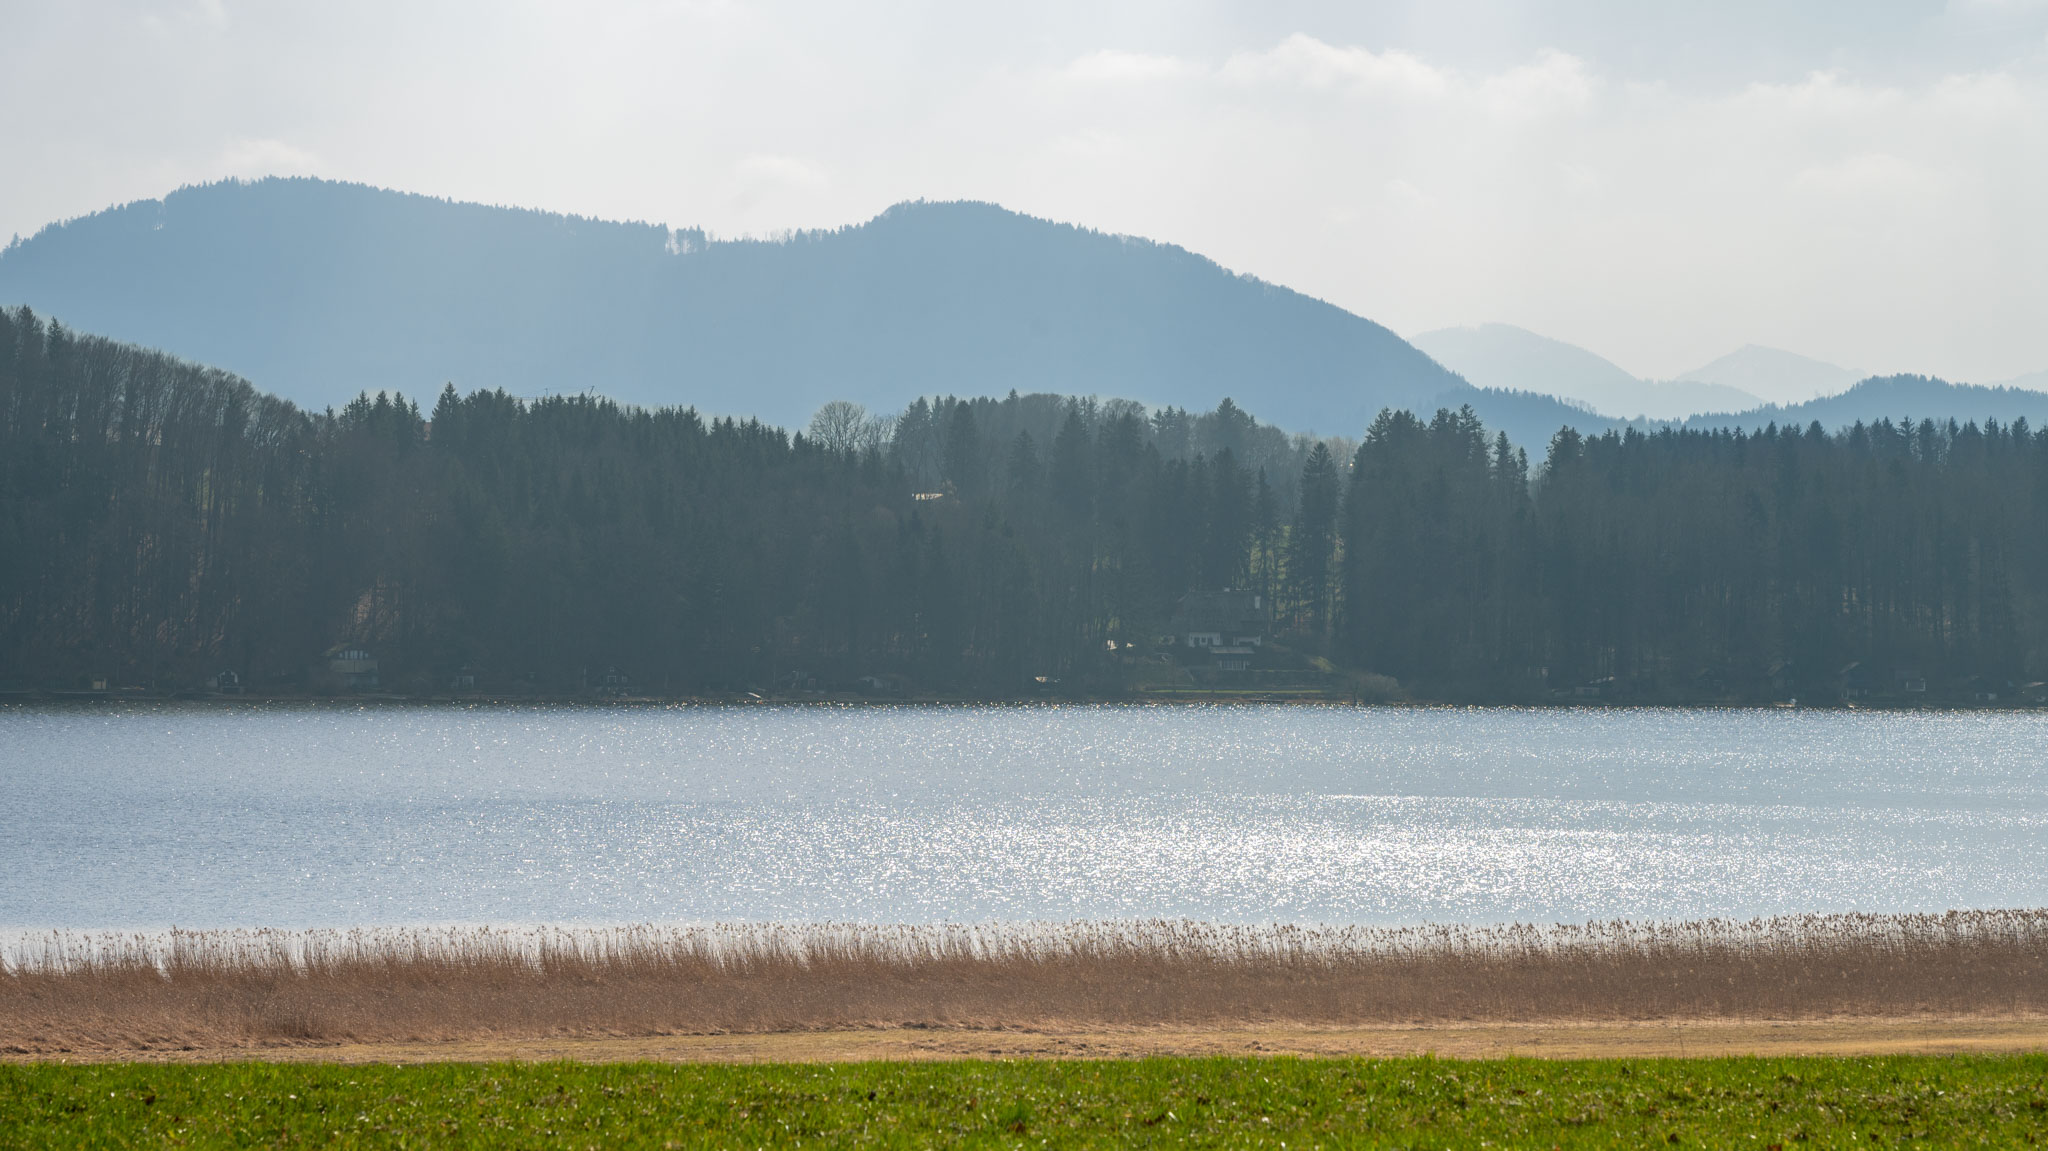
[3,305,2044,701]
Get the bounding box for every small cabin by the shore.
[1166,590,1269,650]
[323,645,380,690]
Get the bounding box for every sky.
[4,0,2047,382]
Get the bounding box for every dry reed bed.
[4,912,2045,1054]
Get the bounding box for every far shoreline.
[1,690,2043,712]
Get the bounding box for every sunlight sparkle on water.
[2,703,2044,928]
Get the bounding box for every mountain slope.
[1457,388,1616,450]
[1411,323,1758,420]
[1679,375,2048,433]
[1676,345,1861,407]
[0,177,1463,434]
[1987,368,2048,392]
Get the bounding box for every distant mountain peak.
[1410,322,1759,421]
[1673,345,1861,406]
[1985,367,2048,392]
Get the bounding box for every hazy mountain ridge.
[1411,323,1761,420]
[1988,368,2048,392]
[1676,375,2048,435]
[0,176,1473,435]
[1409,323,2048,438]
[1676,345,1864,407]
[11,177,2040,449]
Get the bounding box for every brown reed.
[4,912,2044,1054]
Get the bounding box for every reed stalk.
[4,911,2043,1053]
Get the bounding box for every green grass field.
[3,1054,2045,1148]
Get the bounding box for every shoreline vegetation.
[6,912,2044,1059]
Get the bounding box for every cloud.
[734,153,827,189]
[1217,35,1592,121]
[138,0,229,35]
[219,138,320,178]
[1726,71,1905,120]
[1790,153,1951,200]
[1928,69,2032,114]
[726,153,829,216]
[1474,51,1596,119]
[1220,35,1450,101]
[1063,50,1194,84]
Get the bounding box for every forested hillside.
[0,177,1474,436]
[5,306,2046,703]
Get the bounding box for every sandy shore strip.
[13,1017,2048,1065]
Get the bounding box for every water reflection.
[2,703,2044,927]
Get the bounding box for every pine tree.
[1287,442,1339,639]
[942,400,981,495]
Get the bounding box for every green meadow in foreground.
[3,1054,2046,1149]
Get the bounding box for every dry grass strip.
[4,912,2045,1057]
[24,1019,2048,1066]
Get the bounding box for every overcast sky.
[5,0,2046,381]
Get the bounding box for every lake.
[2,702,2044,930]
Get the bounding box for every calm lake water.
[2,702,2045,930]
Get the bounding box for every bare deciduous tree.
[809,400,892,456]
[808,400,869,455]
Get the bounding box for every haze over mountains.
[1674,346,1865,409]
[1410,324,1763,421]
[1678,376,2048,435]
[4,176,2046,449]
[0,177,1507,438]
[1411,324,1902,420]
[1415,322,2048,434]
[1992,369,2048,392]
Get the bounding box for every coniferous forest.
[4,305,2046,704]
